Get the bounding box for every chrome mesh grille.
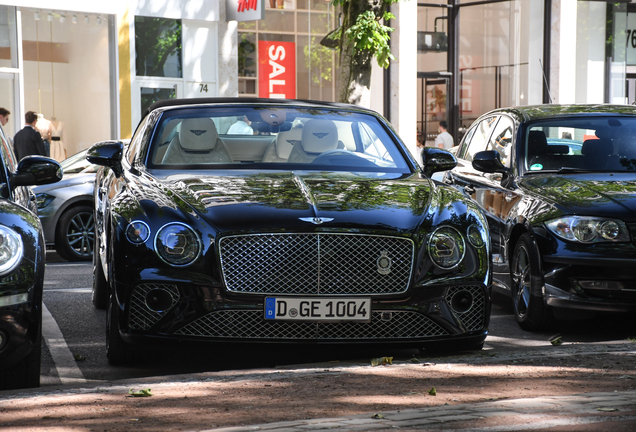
[445,285,486,331]
[129,284,180,331]
[175,310,448,340]
[219,234,414,295]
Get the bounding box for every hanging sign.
[226,0,265,22]
[258,41,296,99]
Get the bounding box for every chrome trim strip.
[0,293,28,307]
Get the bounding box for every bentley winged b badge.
[299,217,334,225]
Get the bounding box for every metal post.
[447,0,459,144]
[543,0,552,104]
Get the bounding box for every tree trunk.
[336,0,380,107]
[338,41,373,107]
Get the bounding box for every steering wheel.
[311,149,378,168]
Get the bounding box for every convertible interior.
[148,111,402,170]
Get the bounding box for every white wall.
[390,0,418,157]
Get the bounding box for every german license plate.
[264,297,371,322]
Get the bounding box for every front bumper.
[0,303,38,367]
[541,254,636,313]
[116,280,490,347]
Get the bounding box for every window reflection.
[135,17,182,78]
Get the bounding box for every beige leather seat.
[287,119,338,163]
[261,127,303,162]
[162,118,233,164]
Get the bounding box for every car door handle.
[464,185,476,195]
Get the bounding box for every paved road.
[41,251,636,387]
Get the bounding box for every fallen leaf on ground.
[549,335,563,346]
[371,413,384,419]
[371,357,393,366]
[129,388,153,397]
[74,354,86,361]
[428,387,437,396]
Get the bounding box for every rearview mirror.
[10,156,62,188]
[472,150,507,174]
[86,141,124,177]
[421,147,457,177]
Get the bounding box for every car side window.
[462,117,498,163]
[486,116,514,168]
[456,126,477,160]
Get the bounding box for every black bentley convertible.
[87,98,491,363]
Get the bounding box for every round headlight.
[126,221,150,244]
[0,225,24,275]
[154,223,201,266]
[599,220,620,240]
[467,224,485,248]
[428,226,465,269]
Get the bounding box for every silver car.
[34,149,97,261]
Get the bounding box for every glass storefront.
[237,0,338,101]
[19,8,115,158]
[457,0,544,131]
[0,6,18,137]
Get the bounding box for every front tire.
[511,233,551,331]
[106,291,136,365]
[55,205,94,261]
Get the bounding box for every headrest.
[179,118,219,151]
[528,130,548,148]
[160,118,181,144]
[545,145,569,155]
[301,119,338,154]
[582,139,611,157]
[275,127,303,159]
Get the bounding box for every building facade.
[1,0,635,160]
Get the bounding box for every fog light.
[578,280,625,291]
[145,289,174,313]
[450,290,474,313]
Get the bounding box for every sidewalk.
[2,343,636,431]
[207,391,636,432]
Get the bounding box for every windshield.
[524,117,636,173]
[145,106,410,173]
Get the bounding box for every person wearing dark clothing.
[14,111,47,161]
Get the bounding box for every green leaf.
[549,334,563,346]
[371,356,393,366]
[428,387,437,396]
[129,388,153,397]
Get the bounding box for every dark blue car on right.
[445,105,636,330]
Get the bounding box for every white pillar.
[218,0,238,97]
[550,0,577,104]
[390,0,418,157]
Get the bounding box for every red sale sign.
[258,41,296,99]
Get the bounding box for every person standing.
[13,111,47,161]
[435,120,454,150]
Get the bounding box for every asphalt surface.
[5,251,633,431]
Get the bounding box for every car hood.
[145,171,433,233]
[519,173,636,221]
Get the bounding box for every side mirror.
[86,140,124,177]
[421,147,457,177]
[10,156,63,188]
[472,150,507,174]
